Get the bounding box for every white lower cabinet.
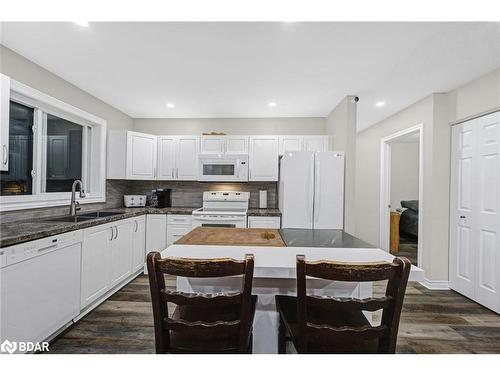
[110,220,134,286]
[81,223,113,308]
[132,216,146,272]
[167,214,193,246]
[81,216,144,309]
[146,214,167,254]
[247,216,281,229]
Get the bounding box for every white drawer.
[167,214,192,225]
[169,226,192,236]
[247,216,281,229]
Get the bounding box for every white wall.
[390,142,419,210]
[326,96,357,233]
[0,45,133,131]
[355,67,500,284]
[133,117,326,135]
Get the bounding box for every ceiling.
[1,22,499,131]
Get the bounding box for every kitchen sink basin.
[79,211,125,218]
[43,211,125,223]
[43,216,96,223]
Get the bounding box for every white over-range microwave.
[198,153,249,182]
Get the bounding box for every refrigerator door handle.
[306,154,314,226]
[314,153,321,224]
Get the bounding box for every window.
[0,77,107,211]
[45,114,84,192]
[1,101,34,195]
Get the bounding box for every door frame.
[379,124,424,267]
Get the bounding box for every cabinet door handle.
[176,168,179,179]
[134,220,138,232]
[171,168,174,178]
[114,225,118,239]
[2,145,7,165]
[110,227,114,241]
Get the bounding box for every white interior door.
[450,111,500,312]
[450,122,476,299]
[474,112,500,312]
[314,152,345,229]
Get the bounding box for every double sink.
[43,211,126,223]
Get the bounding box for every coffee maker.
[155,189,172,208]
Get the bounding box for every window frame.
[0,78,107,212]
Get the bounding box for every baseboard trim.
[419,278,450,290]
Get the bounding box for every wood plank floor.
[46,275,500,354]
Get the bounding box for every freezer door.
[279,151,314,229]
[313,151,345,229]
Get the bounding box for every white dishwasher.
[0,231,82,352]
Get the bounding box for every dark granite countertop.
[279,229,374,248]
[0,206,199,248]
[247,208,281,217]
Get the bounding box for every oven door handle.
[194,216,246,222]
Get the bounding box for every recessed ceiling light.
[375,101,386,107]
[166,103,175,108]
[74,21,89,27]
[268,102,277,107]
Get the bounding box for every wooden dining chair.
[147,251,256,353]
[275,256,411,354]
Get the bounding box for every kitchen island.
[161,228,424,354]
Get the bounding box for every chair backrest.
[147,251,255,353]
[296,255,411,353]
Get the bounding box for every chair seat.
[167,295,257,353]
[275,295,379,353]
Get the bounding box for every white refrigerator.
[279,151,345,229]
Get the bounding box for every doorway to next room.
[380,126,423,267]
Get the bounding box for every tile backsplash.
[0,180,277,223]
[127,180,278,209]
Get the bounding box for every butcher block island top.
[175,227,286,247]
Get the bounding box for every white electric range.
[191,191,249,228]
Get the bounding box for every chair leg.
[278,317,287,354]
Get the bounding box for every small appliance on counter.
[155,189,172,208]
[124,195,147,207]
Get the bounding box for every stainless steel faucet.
[69,180,86,216]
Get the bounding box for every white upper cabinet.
[157,136,176,179]
[201,135,248,154]
[1,74,10,172]
[200,136,225,153]
[157,135,199,181]
[176,136,200,180]
[249,136,279,181]
[303,135,329,152]
[279,135,302,155]
[225,136,249,154]
[107,131,157,180]
[127,132,157,179]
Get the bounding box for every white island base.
[163,245,424,354]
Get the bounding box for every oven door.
[198,154,248,182]
[192,215,247,228]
